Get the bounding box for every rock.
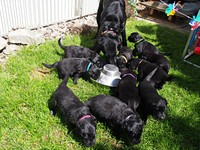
[0,14,98,65]
[8,29,45,45]
[0,37,7,51]
[3,44,20,55]
[0,53,8,64]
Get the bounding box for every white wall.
[0,0,99,36]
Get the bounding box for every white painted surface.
[0,0,99,35]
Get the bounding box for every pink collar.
[101,30,116,36]
[79,115,92,121]
[122,73,137,80]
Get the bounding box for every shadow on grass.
[77,24,97,49]
[167,115,200,149]
[129,24,200,94]
[46,94,87,147]
[77,23,200,96]
[49,112,87,147]
[74,21,200,149]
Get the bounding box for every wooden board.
[139,1,183,21]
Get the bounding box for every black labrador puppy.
[48,77,97,147]
[138,68,168,123]
[128,32,170,73]
[117,68,141,112]
[58,38,104,68]
[128,32,159,56]
[85,94,143,145]
[43,58,101,84]
[115,46,133,70]
[93,0,127,64]
[128,58,169,89]
[146,53,170,73]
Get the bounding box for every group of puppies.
[43,0,171,147]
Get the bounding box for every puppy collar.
[125,115,132,120]
[138,59,143,65]
[135,39,144,44]
[122,73,137,80]
[86,62,93,72]
[121,55,128,63]
[79,115,92,121]
[101,30,116,36]
[136,59,143,69]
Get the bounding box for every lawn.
[0,18,199,150]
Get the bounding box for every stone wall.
[0,15,97,65]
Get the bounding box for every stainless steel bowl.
[94,64,121,87]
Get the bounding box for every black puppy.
[146,53,170,73]
[48,77,97,147]
[93,0,127,64]
[85,95,143,144]
[128,32,159,56]
[115,46,133,70]
[117,68,141,112]
[43,58,101,84]
[58,38,104,68]
[128,32,170,73]
[138,68,168,123]
[128,58,169,89]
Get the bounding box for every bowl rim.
[93,64,121,87]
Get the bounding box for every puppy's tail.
[144,67,158,82]
[58,38,67,50]
[42,62,59,69]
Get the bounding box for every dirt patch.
[29,68,50,80]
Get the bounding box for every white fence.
[0,0,99,36]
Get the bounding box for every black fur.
[48,77,97,146]
[128,32,159,56]
[93,0,127,64]
[117,68,141,112]
[85,95,143,144]
[58,38,104,68]
[128,32,170,73]
[146,53,170,73]
[43,58,101,84]
[138,68,168,123]
[128,58,169,89]
[115,46,133,70]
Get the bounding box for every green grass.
[0,18,199,150]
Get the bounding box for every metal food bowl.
[94,64,121,87]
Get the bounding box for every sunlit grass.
[0,18,199,150]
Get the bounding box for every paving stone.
[8,29,45,45]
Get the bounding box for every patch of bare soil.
[29,68,50,80]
